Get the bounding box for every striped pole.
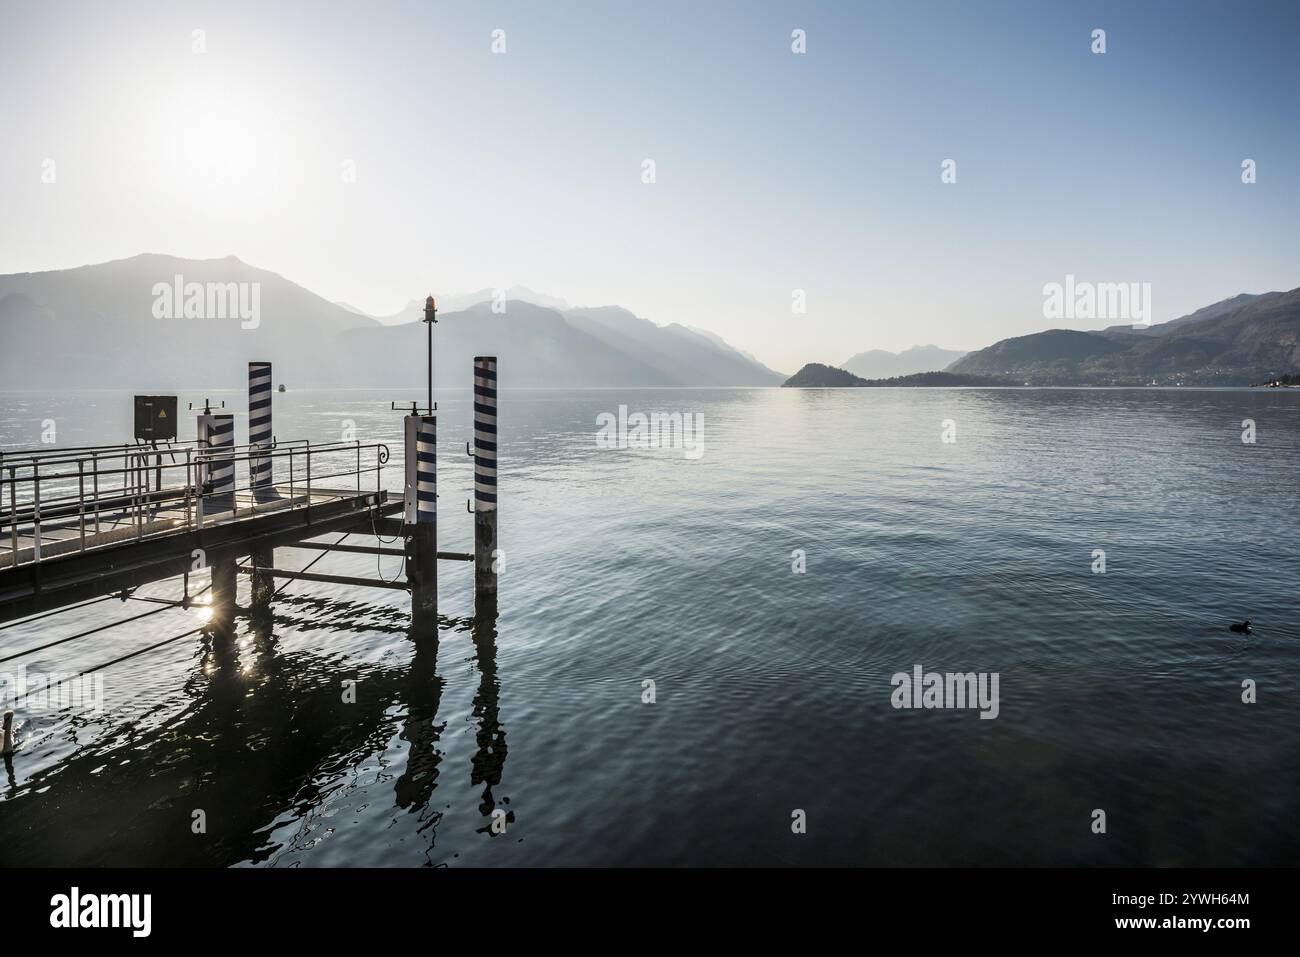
[248,361,274,501]
[199,408,237,644]
[247,363,275,616]
[404,414,437,623]
[197,413,235,514]
[472,357,498,605]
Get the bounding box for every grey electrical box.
[134,395,178,441]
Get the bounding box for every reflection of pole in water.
[0,603,417,866]
[393,630,445,836]
[188,617,255,843]
[3,712,15,792]
[470,610,510,829]
[206,557,239,650]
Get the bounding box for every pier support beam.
[249,545,275,618]
[472,357,498,613]
[404,414,438,629]
[209,556,238,642]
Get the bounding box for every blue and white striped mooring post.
[404,413,437,622]
[248,361,274,502]
[197,407,237,636]
[472,356,498,606]
[197,412,235,515]
[247,362,276,613]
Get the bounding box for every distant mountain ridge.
[1100,293,1259,338]
[0,255,784,389]
[6,256,1294,390]
[950,288,1300,385]
[355,285,573,324]
[783,363,1003,388]
[0,253,378,390]
[840,344,968,379]
[789,286,1299,388]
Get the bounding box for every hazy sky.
[2,0,1297,372]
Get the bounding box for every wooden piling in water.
[472,357,498,610]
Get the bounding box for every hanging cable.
[269,532,350,597]
[0,594,117,632]
[6,533,353,686]
[370,510,406,584]
[0,587,212,666]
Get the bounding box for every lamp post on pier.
[405,295,439,629]
[424,296,437,415]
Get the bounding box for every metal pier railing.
[1,439,390,568]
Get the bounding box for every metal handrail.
[0,440,365,495]
[1,440,390,567]
[0,437,312,471]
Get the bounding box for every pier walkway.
[0,440,393,622]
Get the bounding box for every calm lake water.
[1,386,1298,866]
